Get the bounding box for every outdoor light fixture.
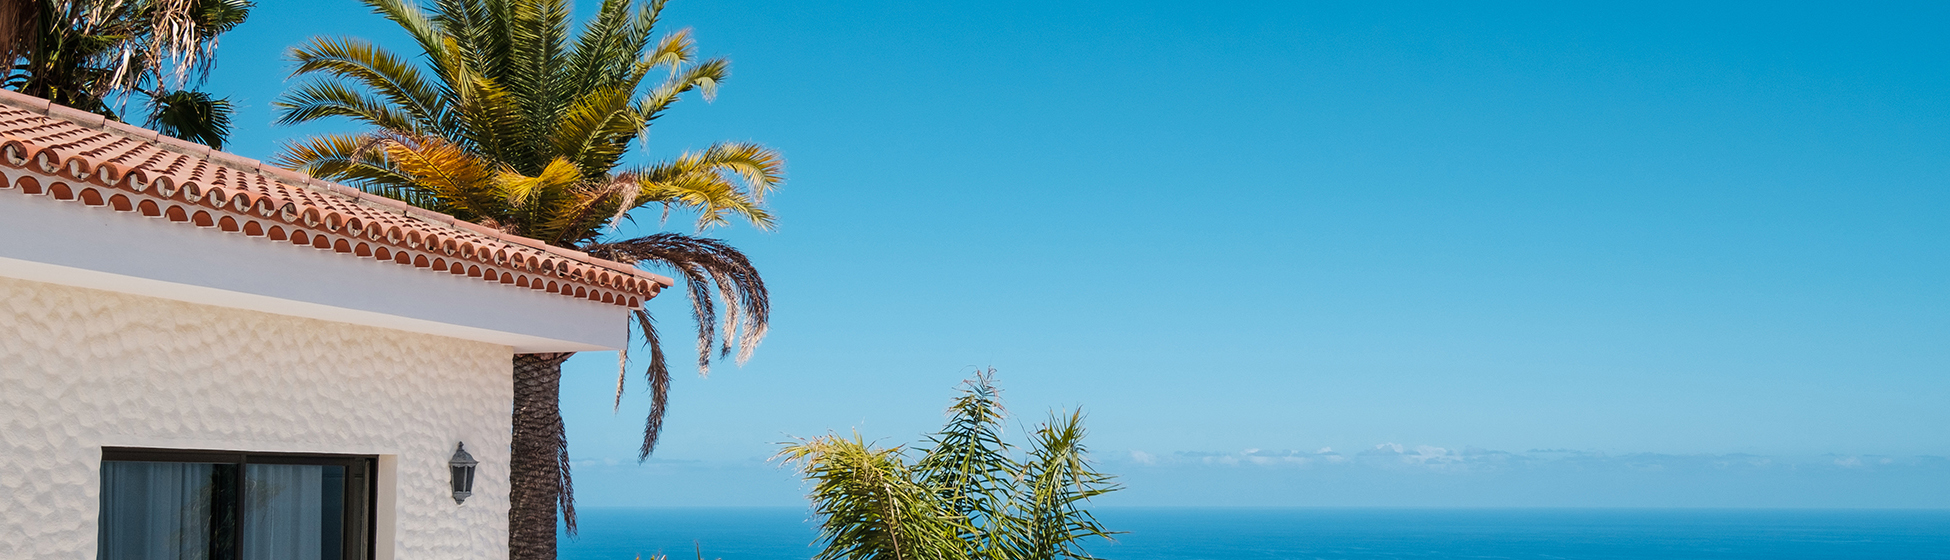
[449,442,477,505]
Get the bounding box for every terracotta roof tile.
[0,89,672,309]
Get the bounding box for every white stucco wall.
[0,275,514,559]
[0,179,628,353]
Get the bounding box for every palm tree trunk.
[510,352,576,560]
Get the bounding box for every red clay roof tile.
[0,89,672,308]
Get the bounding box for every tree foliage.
[0,0,250,147]
[779,371,1123,560]
[272,0,780,240]
[271,1,781,549]
[272,0,781,463]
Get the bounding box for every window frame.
[100,447,378,560]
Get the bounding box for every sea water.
[558,507,1950,560]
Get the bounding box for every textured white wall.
[0,275,514,559]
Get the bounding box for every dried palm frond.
[0,0,41,69]
[586,233,765,460]
[627,307,669,458]
[586,233,769,369]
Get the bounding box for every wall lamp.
[450,442,477,505]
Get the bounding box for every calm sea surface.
[559,507,1950,560]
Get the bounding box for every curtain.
[99,460,347,560]
[242,464,332,560]
[98,461,216,560]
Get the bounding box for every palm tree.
[778,371,1123,560]
[269,1,781,558]
[0,0,251,148]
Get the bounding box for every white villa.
[0,89,671,559]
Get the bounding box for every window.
[99,448,375,560]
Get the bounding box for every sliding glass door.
[97,461,236,559]
[99,449,374,560]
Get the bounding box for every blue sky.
[208,0,1950,507]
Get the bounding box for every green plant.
[269,1,779,557]
[778,370,1123,560]
[630,541,717,560]
[0,0,252,147]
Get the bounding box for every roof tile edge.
[0,89,678,305]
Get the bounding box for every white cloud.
[1127,445,1950,475]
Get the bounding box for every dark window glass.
[242,464,347,559]
[96,461,238,560]
[99,450,373,560]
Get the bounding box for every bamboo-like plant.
[779,371,1123,560]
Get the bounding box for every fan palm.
[270,1,781,558]
[779,371,1123,560]
[0,0,251,147]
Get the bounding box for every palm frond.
[915,370,1019,557]
[777,435,972,560]
[497,155,583,209]
[779,375,1121,560]
[644,27,695,73]
[452,72,528,168]
[560,0,659,103]
[503,0,568,150]
[270,3,785,545]
[5,0,251,144]
[627,307,671,459]
[551,82,648,172]
[273,133,431,206]
[532,173,638,245]
[635,55,726,125]
[557,395,578,536]
[692,140,784,202]
[145,89,231,149]
[133,0,253,91]
[274,79,422,132]
[359,0,454,80]
[1013,410,1123,560]
[372,132,505,221]
[629,141,783,231]
[285,36,448,130]
[0,0,39,67]
[585,232,769,369]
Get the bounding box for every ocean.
[558,507,1950,559]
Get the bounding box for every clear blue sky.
[210,0,1949,507]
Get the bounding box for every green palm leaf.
[272,0,785,549]
[783,373,1123,560]
[145,89,232,149]
[275,79,423,132]
[286,36,450,130]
